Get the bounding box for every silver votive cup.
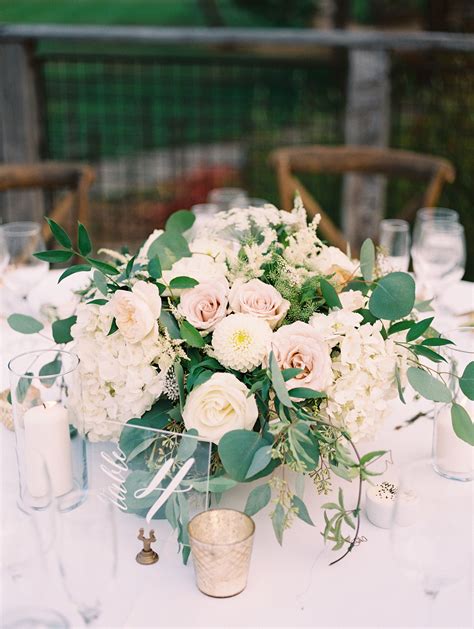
[188,508,255,598]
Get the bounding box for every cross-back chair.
[0,162,95,243]
[269,145,456,251]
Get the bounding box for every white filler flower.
[182,372,258,443]
[212,313,272,372]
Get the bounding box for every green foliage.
[147,231,191,270]
[460,362,474,400]
[34,249,73,263]
[360,238,375,282]
[406,317,434,342]
[147,256,162,279]
[7,314,44,334]
[272,502,286,545]
[269,351,293,408]
[179,320,205,348]
[320,278,342,309]
[38,355,62,387]
[169,276,199,290]
[407,367,452,403]
[58,264,91,282]
[245,483,272,516]
[218,430,276,482]
[292,495,314,526]
[16,372,33,403]
[165,209,195,234]
[46,218,72,249]
[77,222,92,256]
[451,403,474,446]
[245,445,272,479]
[93,270,108,296]
[369,272,415,320]
[51,316,77,344]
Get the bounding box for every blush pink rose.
[178,279,229,332]
[267,322,333,393]
[229,278,290,330]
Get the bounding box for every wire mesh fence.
[29,42,474,276]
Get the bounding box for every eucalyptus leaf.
[288,387,326,400]
[159,310,181,339]
[8,314,44,334]
[369,272,415,321]
[407,367,452,403]
[126,436,158,463]
[244,483,271,517]
[38,356,62,387]
[175,431,198,462]
[269,351,293,408]
[360,238,375,282]
[395,364,406,404]
[451,403,474,446]
[165,210,196,234]
[147,232,191,270]
[272,502,286,545]
[459,362,474,401]
[191,476,238,493]
[147,256,162,279]
[245,446,272,479]
[218,430,276,482]
[282,368,304,381]
[291,495,314,526]
[16,372,33,403]
[52,316,77,344]
[93,270,108,296]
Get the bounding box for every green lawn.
[0,0,268,26]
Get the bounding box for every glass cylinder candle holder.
[188,509,255,598]
[432,327,473,482]
[8,349,88,510]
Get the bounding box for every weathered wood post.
[342,47,391,250]
[0,40,43,222]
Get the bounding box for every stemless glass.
[391,459,472,622]
[208,187,248,211]
[433,327,474,481]
[378,219,411,272]
[1,222,49,304]
[413,221,466,310]
[56,490,117,626]
[8,349,87,512]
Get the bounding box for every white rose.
[311,246,357,285]
[266,321,333,394]
[177,278,229,331]
[182,372,258,444]
[108,280,162,344]
[338,290,367,312]
[162,254,227,291]
[228,278,290,330]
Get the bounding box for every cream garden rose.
[228,278,290,329]
[311,246,357,286]
[178,278,229,331]
[182,372,258,443]
[108,280,162,344]
[268,321,333,393]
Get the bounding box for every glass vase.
[8,349,88,510]
[432,327,473,482]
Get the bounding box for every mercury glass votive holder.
[188,508,255,598]
[8,349,88,511]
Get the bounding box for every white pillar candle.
[365,481,398,529]
[23,402,73,498]
[434,404,473,477]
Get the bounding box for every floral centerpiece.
[9,199,474,563]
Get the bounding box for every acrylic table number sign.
[96,421,212,561]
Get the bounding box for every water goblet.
[55,490,117,626]
[378,219,410,272]
[1,222,49,309]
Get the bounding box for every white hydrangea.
[211,313,272,372]
[71,302,180,442]
[162,253,227,288]
[321,321,400,442]
[189,237,238,265]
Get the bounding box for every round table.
[1,272,473,628]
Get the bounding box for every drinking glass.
[207,187,248,211]
[56,490,117,625]
[433,326,474,481]
[412,221,466,311]
[412,207,459,279]
[246,197,270,208]
[391,459,472,623]
[0,227,10,274]
[378,219,410,272]
[190,203,220,235]
[1,222,49,305]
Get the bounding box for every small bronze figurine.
[136,528,159,565]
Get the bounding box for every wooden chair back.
[269,145,455,251]
[0,162,95,243]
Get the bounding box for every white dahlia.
[211,313,272,372]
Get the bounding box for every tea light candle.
[23,402,73,498]
[365,481,398,529]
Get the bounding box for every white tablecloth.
[1,273,473,628]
